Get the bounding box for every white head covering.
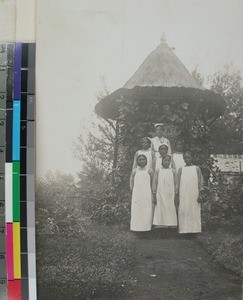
[141,137,151,142]
[158,143,169,150]
[154,123,164,129]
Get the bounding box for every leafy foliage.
[73,114,115,191]
[209,65,243,153]
[117,97,212,186]
[36,172,136,300]
[201,158,242,226]
[198,229,243,276]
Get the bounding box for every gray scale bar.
[0,216,4,228]
[27,174,35,201]
[0,176,4,200]
[0,120,5,146]
[0,228,5,253]
[0,93,6,120]
[27,95,35,120]
[21,254,28,278]
[6,67,13,101]
[27,148,35,175]
[0,255,6,277]
[7,43,14,67]
[27,228,36,253]
[28,253,36,279]
[0,279,7,299]
[27,44,35,95]
[22,277,29,300]
[27,201,35,228]
[27,121,34,148]
[0,44,7,66]
[0,147,4,174]
[0,69,7,93]
[0,202,4,215]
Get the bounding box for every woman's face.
[159,145,168,157]
[141,140,150,150]
[176,141,183,152]
[183,153,193,165]
[155,126,163,138]
[137,156,147,168]
[162,156,171,168]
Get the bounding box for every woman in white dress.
[178,151,204,235]
[132,137,155,171]
[151,124,171,159]
[130,155,154,232]
[171,140,185,174]
[152,155,178,230]
[155,144,170,170]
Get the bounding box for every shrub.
[198,229,243,276]
[36,172,137,299]
[201,159,242,228]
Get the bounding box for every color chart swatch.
[0,43,36,299]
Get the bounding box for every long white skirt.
[179,166,201,233]
[153,169,177,227]
[131,169,153,231]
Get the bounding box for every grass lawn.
[37,224,137,300]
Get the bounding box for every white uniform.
[151,136,171,158]
[178,166,203,233]
[130,168,153,231]
[152,168,177,227]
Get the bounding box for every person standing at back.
[171,140,185,174]
[177,151,204,236]
[132,137,155,171]
[151,124,171,159]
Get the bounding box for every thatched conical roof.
[95,36,225,120]
[124,37,200,89]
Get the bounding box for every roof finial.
[160,33,166,44]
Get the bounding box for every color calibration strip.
[0,43,36,299]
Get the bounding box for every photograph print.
[36,1,243,299]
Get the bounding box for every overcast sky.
[36,0,243,177]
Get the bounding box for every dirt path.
[118,237,242,300]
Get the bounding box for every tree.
[73,115,115,190]
[73,77,117,190]
[209,65,243,153]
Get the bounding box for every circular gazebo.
[95,36,225,182]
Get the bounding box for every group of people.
[130,124,204,237]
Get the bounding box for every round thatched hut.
[95,36,225,182]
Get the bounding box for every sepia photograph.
[35,1,243,299]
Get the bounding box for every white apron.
[131,168,153,231]
[153,169,177,227]
[178,166,201,233]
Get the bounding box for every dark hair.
[137,154,147,164]
[162,154,171,161]
[159,144,169,151]
[175,139,184,146]
[183,151,193,158]
[141,137,151,146]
